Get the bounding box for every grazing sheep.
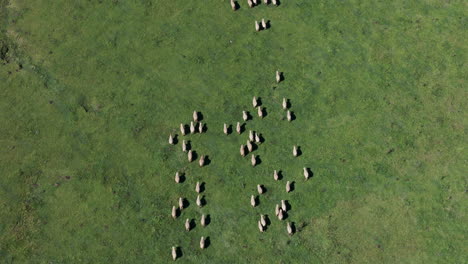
[251,154,257,166]
[188,150,193,162]
[172,206,178,219]
[287,222,293,235]
[304,167,310,180]
[276,70,281,83]
[198,122,203,133]
[236,122,241,134]
[249,130,254,142]
[180,123,186,135]
[182,140,187,152]
[248,0,253,8]
[175,172,181,183]
[190,121,196,134]
[230,0,236,10]
[282,98,288,110]
[257,184,264,194]
[264,0,269,4]
[274,170,279,181]
[179,197,184,209]
[257,106,263,118]
[247,140,253,152]
[258,220,264,232]
[278,208,284,220]
[255,133,261,143]
[201,214,206,227]
[255,20,260,31]
[275,204,280,216]
[224,123,228,135]
[200,236,206,249]
[252,96,258,107]
[185,218,191,231]
[286,181,291,193]
[169,134,174,145]
[260,214,266,227]
[199,155,205,167]
[193,111,199,122]
[195,181,201,193]
[287,110,292,121]
[240,144,246,157]
[293,145,298,157]
[251,195,257,207]
[272,0,278,6]
[196,195,203,207]
[172,246,177,261]
[261,18,267,29]
[243,111,248,121]
[253,0,258,5]
[281,200,287,211]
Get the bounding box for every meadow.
[0,0,466,263]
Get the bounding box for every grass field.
[0,0,467,263]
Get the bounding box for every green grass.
[0,0,466,263]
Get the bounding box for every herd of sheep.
[167,1,305,261]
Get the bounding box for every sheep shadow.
[284,200,292,211]
[277,170,284,180]
[257,97,263,106]
[275,0,281,6]
[199,196,207,207]
[191,151,198,161]
[282,210,289,220]
[205,214,211,226]
[227,125,233,135]
[288,182,295,193]
[295,146,302,157]
[204,236,211,248]
[254,195,260,206]
[197,112,204,121]
[285,99,291,109]
[199,123,206,133]
[254,155,262,165]
[264,20,271,30]
[290,111,296,121]
[264,214,272,226]
[259,184,267,194]
[290,222,296,234]
[181,198,190,209]
[245,111,252,121]
[204,156,211,166]
[175,247,183,259]
[179,173,186,183]
[305,167,314,179]
[172,134,179,144]
[278,72,284,82]
[233,1,240,10]
[186,140,192,151]
[189,218,197,230]
[262,108,268,118]
[199,182,206,193]
[239,123,246,134]
[257,133,265,144]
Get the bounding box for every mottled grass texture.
[0,0,466,263]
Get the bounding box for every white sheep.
[252,96,258,108]
[251,154,257,166]
[255,133,261,143]
[182,140,187,152]
[276,70,281,83]
[172,206,177,219]
[247,140,253,152]
[201,214,206,227]
[172,246,177,261]
[264,0,269,4]
[236,122,241,134]
[260,214,266,227]
[185,218,191,231]
[257,106,263,118]
[230,0,236,10]
[293,145,298,157]
[275,204,280,216]
[287,222,293,235]
[175,172,181,183]
[255,20,260,31]
[281,199,287,211]
[272,0,278,6]
[249,130,254,142]
[195,181,201,193]
[190,121,196,134]
[253,0,258,5]
[257,184,264,194]
[251,195,257,207]
[287,110,292,121]
[243,111,248,121]
[169,134,174,145]
[278,208,284,220]
[282,98,288,110]
[261,18,266,29]
[199,155,205,167]
[200,236,206,249]
[240,144,246,157]
[274,170,279,181]
[224,123,228,135]
[179,197,184,209]
[198,122,203,133]
[196,195,203,207]
[258,220,264,232]
[188,150,193,162]
[180,123,186,135]
[286,181,291,193]
[304,167,310,180]
[193,111,199,122]
[248,0,254,8]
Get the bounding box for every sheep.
[230,0,237,10]
[188,150,193,162]
[287,222,293,235]
[180,123,186,136]
[200,236,206,249]
[196,195,203,207]
[247,140,253,152]
[274,170,279,181]
[260,214,266,227]
[275,204,280,216]
[172,246,177,261]
[243,111,248,121]
[293,145,298,157]
[198,122,203,133]
[276,70,281,83]
[261,18,267,29]
[182,140,187,152]
[236,122,241,134]
[193,111,199,122]
[185,218,191,231]
[224,123,228,135]
[175,172,181,183]
[249,130,254,142]
[252,96,258,108]
[199,155,205,167]
[169,134,174,145]
[240,144,246,157]
[287,110,292,122]
[251,154,257,166]
[278,208,284,220]
[255,20,260,31]
[251,195,257,207]
[172,206,178,219]
[190,121,196,134]
[195,181,201,193]
[264,0,269,4]
[281,199,287,211]
[272,0,278,6]
[255,133,261,144]
[248,0,253,8]
[257,184,264,194]
[304,167,310,180]
[258,220,264,232]
[286,181,291,193]
[201,214,206,227]
[179,197,184,209]
[253,0,258,5]
[257,106,263,118]
[282,98,288,110]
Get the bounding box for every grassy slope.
[0,0,466,263]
